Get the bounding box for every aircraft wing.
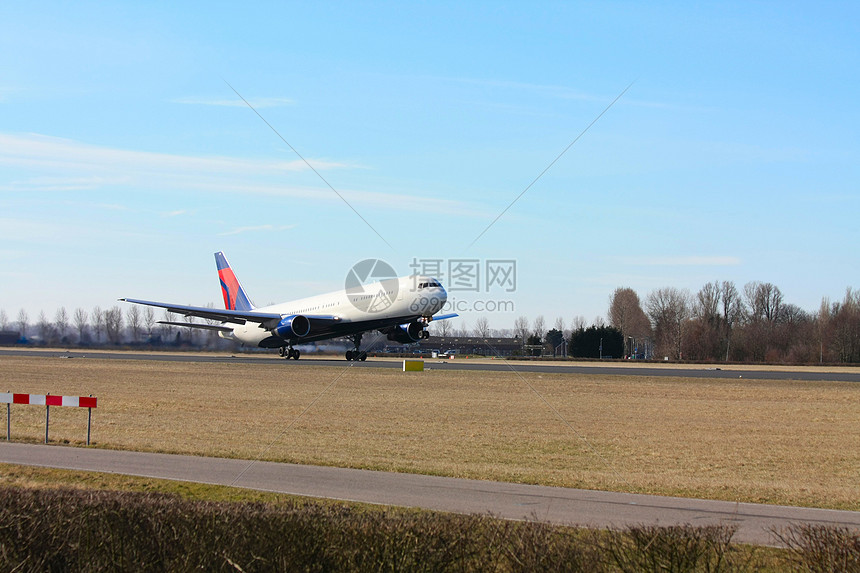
[120,298,282,325]
[158,320,236,332]
[430,313,458,321]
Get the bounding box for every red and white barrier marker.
[1,393,97,408]
[2,393,97,444]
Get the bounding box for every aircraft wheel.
[359,352,367,361]
[294,349,301,360]
[346,350,354,361]
[278,346,286,357]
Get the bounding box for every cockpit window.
[418,281,442,289]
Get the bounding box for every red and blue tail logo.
[215,252,255,311]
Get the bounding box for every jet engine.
[384,321,428,344]
[273,314,311,339]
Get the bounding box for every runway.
[2,348,859,382]
[1,442,857,547]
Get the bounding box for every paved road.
[1,442,858,546]
[3,349,859,382]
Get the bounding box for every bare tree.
[571,315,587,332]
[513,315,530,342]
[552,316,569,340]
[161,310,177,341]
[742,281,784,361]
[609,287,635,332]
[55,307,69,342]
[127,306,142,342]
[143,307,156,339]
[104,306,124,344]
[532,315,546,341]
[38,311,54,343]
[199,303,224,348]
[183,312,197,344]
[473,316,491,338]
[434,317,452,337]
[687,280,744,362]
[830,287,860,363]
[685,282,722,361]
[0,309,7,330]
[17,309,28,337]
[781,303,808,324]
[91,306,104,344]
[695,282,720,321]
[744,281,784,324]
[646,287,691,360]
[74,308,89,343]
[720,281,743,361]
[608,287,651,356]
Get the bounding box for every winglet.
[215,252,255,311]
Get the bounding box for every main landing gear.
[346,333,367,361]
[278,346,301,360]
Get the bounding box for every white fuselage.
[227,275,447,346]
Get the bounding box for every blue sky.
[2,1,858,330]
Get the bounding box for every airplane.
[120,252,456,361]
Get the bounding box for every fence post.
[6,400,9,441]
[45,393,50,444]
[87,395,93,446]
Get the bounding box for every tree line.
[0,305,232,350]
[3,281,859,363]
[437,281,859,363]
[607,281,860,363]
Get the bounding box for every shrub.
[772,524,860,573]
[601,524,742,573]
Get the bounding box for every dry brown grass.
[1,355,857,510]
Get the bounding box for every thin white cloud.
[619,255,742,266]
[0,132,332,175]
[162,209,188,217]
[218,224,296,236]
[0,175,132,192]
[172,96,294,108]
[0,132,485,216]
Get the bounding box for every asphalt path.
[2,348,859,382]
[1,442,858,547]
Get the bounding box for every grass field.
[1,355,858,510]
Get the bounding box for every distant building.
[0,330,21,345]
[417,336,522,357]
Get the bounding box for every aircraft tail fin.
[215,251,256,311]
